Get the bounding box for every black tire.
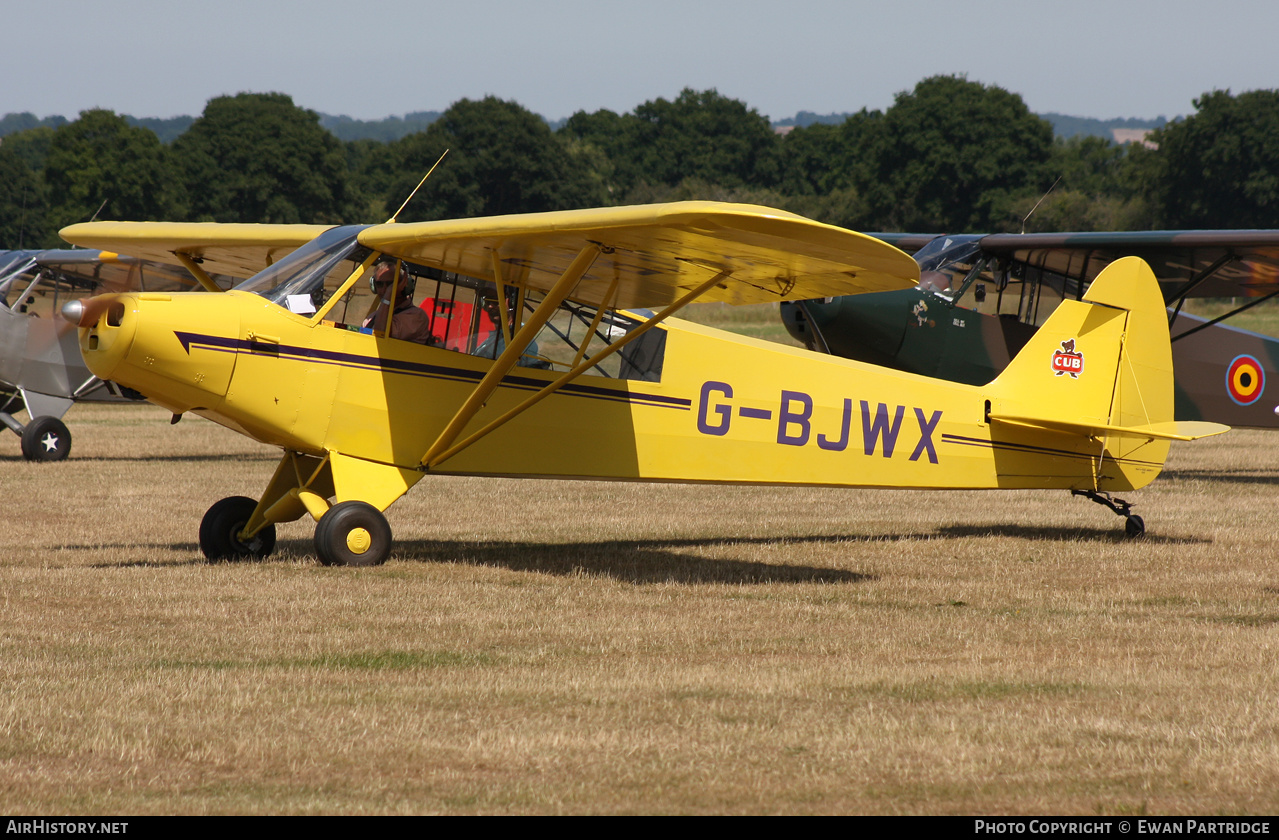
[1124,515,1145,539]
[199,496,275,561]
[314,501,392,567]
[20,416,71,462]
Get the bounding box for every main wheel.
[199,496,275,561]
[20,416,71,462]
[314,501,392,567]
[1124,514,1145,539]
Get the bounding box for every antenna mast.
[1020,176,1062,234]
[388,149,449,223]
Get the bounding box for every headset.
[369,260,417,298]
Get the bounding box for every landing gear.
[201,451,401,567]
[199,496,276,561]
[1072,489,1145,538]
[314,501,392,567]
[20,416,71,462]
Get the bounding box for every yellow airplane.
[60,202,1226,565]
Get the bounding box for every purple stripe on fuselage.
[172,331,691,411]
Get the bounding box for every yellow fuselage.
[79,290,1161,500]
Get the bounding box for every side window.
[1016,262,1084,327]
[1026,266,1066,325]
[952,259,1018,318]
[953,257,1087,327]
[997,270,1027,319]
[1,267,38,311]
[617,324,666,382]
[0,255,36,309]
[413,270,494,353]
[511,298,664,380]
[6,269,98,318]
[968,261,1027,319]
[1002,262,1084,327]
[393,262,665,382]
[314,258,379,328]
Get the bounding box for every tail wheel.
[1124,515,1146,539]
[21,416,71,462]
[314,501,392,567]
[199,496,276,561]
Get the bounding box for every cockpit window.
[0,253,39,309]
[0,254,102,315]
[234,225,372,313]
[911,236,1087,326]
[1017,257,1084,326]
[913,236,984,297]
[412,267,665,381]
[233,231,665,382]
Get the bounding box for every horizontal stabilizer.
[991,413,1230,442]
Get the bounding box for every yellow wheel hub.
[346,527,372,554]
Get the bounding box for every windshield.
[233,225,371,312]
[912,236,984,296]
[0,252,39,309]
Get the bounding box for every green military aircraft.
[781,231,1279,428]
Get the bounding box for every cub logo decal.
[1051,338,1084,378]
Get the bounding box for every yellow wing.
[58,221,335,281]
[60,204,920,308]
[359,202,919,309]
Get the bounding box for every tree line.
[2,76,1278,250]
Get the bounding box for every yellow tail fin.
[987,256,1227,491]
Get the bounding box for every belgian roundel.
[1226,354,1266,406]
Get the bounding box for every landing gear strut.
[202,451,403,567]
[1072,489,1145,538]
[199,496,277,560]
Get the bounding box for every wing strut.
[1170,285,1279,342]
[174,252,223,293]
[425,266,733,469]
[420,243,603,467]
[491,250,515,348]
[1166,252,1237,327]
[570,277,619,369]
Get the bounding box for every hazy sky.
[5,0,1276,123]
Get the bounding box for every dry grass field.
[2,304,1278,815]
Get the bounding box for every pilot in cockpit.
[363,260,435,345]
[918,270,953,294]
[474,292,548,368]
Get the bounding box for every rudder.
[986,257,1223,491]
